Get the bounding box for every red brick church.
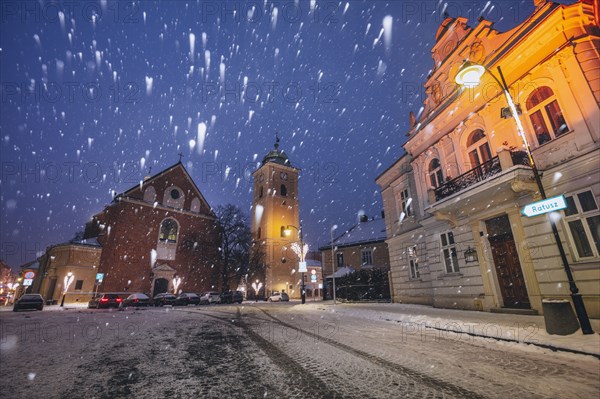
[84,162,221,296]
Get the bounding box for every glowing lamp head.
[284,229,292,237]
[455,61,485,88]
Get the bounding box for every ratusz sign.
[522,195,567,217]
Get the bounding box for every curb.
[398,320,600,360]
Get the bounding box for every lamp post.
[285,225,307,304]
[251,280,263,302]
[172,275,182,295]
[331,224,338,305]
[60,272,74,307]
[455,61,593,334]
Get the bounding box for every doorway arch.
[153,278,169,297]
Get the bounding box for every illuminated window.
[563,190,599,259]
[159,219,178,243]
[526,86,569,146]
[280,226,286,237]
[466,129,492,168]
[428,159,444,188]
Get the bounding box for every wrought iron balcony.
[434,157,501,201]
[510,150,530,167]
[433,151,531,202]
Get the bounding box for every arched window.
[159,219,178,243]
[259,186,263,198]
[190,198,201,213]
[280,184,287,197]
[143,186,156,203]
[526,86,569,145]
[428,159,444,188]
[257,227,261,239]
[280,226,287,237]
[466,129,492,167]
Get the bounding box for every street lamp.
[455,61,593,334]
[60,272,74,307]
[331,224,338,305]
[284,225,308,304]
[251,280,263,302]
[172,275,182,294]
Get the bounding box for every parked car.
[13,294,44,311]
[88,293,123,309]
[268,292,289,302]
[200,291,221,304]
[220,290,243,304]
[151,293,177,307]
[176,293,201,306]
[198,293,209,305]
[122,293,150,307]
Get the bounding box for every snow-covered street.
[1,304,598,398]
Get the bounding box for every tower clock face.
[280,172,288,180]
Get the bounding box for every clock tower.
[251,135,300,298]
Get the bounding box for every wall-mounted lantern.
[464,247,478,263]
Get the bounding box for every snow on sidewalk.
[295,302,600,357]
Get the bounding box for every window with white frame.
[466,129,492,168]
[563,190,600,259]
[408,245,420,279]
[361,249,373,266]
[526,86,569,146]
[336,252,344,269]
[400,188,413,217]
[440,232,459,273]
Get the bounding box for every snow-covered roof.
[306,259,321,267]
[70,237,102,247]
[325,266,354,279]
[321,218,387,250]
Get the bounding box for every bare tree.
[216,204,265,291]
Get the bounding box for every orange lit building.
[377,1,599,317]
[251,137,302,298]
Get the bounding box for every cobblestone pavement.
[0,304,598,398]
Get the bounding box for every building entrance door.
[153,278,169,297]
[486,215,531,309]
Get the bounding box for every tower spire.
[274,132,280,150]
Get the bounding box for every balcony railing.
[510,150,530,167]
[433,150,532,202]
[434,157,501,201]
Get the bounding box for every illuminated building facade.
[377,1,600,316]
[251,137,302,298]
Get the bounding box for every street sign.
[522,195,567,217]
[298,261,307,273]
[311,274,317,283]
[95,273,104,283]
[24,271,35,279]
[23,279,33,286]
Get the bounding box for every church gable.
[120,163,214,217]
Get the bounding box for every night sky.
[1,0,548,269]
